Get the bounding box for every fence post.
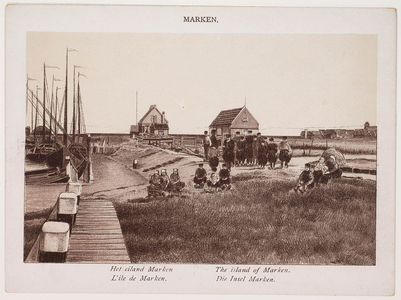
[181,136,184,146]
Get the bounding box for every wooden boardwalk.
[66,198,131,263]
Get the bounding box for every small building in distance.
[364,122,377,137]
[135,105,169,136]
[209,106,259,139]
[300,121,377,139]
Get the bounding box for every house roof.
[139,105,168,124]
[210,107,243,127]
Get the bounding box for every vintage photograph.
[5,4,396,295]
[24,32,377,265]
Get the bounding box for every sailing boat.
[26,64,62,163]
[25,48,89,184]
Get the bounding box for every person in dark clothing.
[194,163,207,188]
[258,139,268,169]
[233,131,241,167]
[279,136,292,168]
[267,137,278,169]
[236,136,246,166]
[294,163,315,194]
[208,146,220,172]
[222,134,235,171]
[218,164,231,190]
[210,129,219,148]
[245,131,254,165]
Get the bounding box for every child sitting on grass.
[206,172,221,192]
[294,163,315,194]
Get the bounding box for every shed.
[209,106,259,139]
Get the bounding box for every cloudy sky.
[26,32,377,135]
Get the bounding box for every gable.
[231,107,259,129]
[139,106,168,125]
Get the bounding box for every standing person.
[294,163,315,194]
[252,135,259,166]
[193,163,207,188]
[233,131,241,167]
[169,168,185,192]
[258,138,268,169]
[279,136,292,168]
[202,131,211,162]
[210,129,218,149]
[267,137,278,169]
[208,146,220,172]
[223,134,235,171]
[245,130,254,165]
[236,136,246,166]
[218,164,232,190]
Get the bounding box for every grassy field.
[288,138,376,155]
[114,177,376,265]
[24,207,53,261]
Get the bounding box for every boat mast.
[55,86,60,137]
[30,89,34,133]
[34,86,39,142]
[63,49,68,146]
[50,75,54,140]
[77,72,87,139]
[42,63,46,141]
[77,78,81,138]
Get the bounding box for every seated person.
[160,169,170,191]
[313,157,329,185]
[325,155,342,179]
[169,168,185,192]
[207,172,221,191]
[148,170,162,196]
[218,164,232,190]
[194,163,207,188]
[294,163,315,194]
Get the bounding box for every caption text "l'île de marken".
[215,266,290,283]
[110,265,173,282]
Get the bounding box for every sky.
[26,32,377,135]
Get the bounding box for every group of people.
[203,130,292,171]
[148,168,186,197]
[193,163,232,192]
[294,155,343,194]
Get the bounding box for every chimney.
[161,111,165,124]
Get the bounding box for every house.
[136,105,169,136]
[300,130,323,139]
[209,106,259,139]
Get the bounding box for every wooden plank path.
[66,198,131,263]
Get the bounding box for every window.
[152,115,157,124]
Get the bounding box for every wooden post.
[83,134,91,183]
[181,136,184,147]
[309,139,313,156]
